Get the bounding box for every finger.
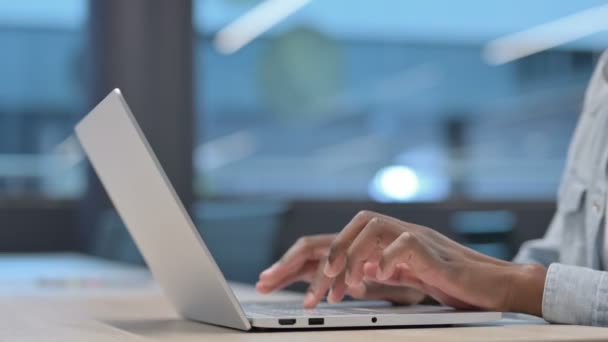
[260,235,332,282]
[256,261,317,294]
[256,272,304,294]
[345,217,402,287]
[325,211,413,278]
[324,211,377,277]
[304,258,333,309]
[395,266,425,289]
[364,262,424,290]
[378,234,487,310]
[422,284,477,309]
[378,232,442,285]
[327,269,347,304]
[363,261,380,279]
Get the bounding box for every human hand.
[323,211,547,315]
[256,233,426,308]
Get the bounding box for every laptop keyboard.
[242,301,390,317]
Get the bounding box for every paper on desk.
[0,253,155,295]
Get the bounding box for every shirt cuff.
[543,263,608,326]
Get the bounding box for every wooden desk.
[1,253,608,341]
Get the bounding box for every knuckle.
[355,210,375,222]
[367,217,385,232]
[368,217,382,226]
[297,236,312,248]
[397,232,416,246]
[360,219,383,242]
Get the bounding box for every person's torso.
[555,51,608,269]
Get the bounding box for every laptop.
[75,89,502,330]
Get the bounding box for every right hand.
[256,234,426,308]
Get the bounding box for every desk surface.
[2,253,608,342]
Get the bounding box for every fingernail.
[255,282,266,293]
[345,271,353,287]
[260,264,277,278]
[323,262,333,276]
[327,290,336,304]
[304,292,315,307]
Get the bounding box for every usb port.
[278,319,296,326]
[308,318,324,325]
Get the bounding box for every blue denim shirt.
[514,51,608,326]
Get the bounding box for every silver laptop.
[75,89,502,330]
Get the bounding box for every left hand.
[323,211,547,315]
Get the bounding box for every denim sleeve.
[543,263,608,326]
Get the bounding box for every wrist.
[506,263,547,316]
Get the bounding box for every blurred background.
[0,0,607,285]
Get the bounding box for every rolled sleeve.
[543,263,608,326]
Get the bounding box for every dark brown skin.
[256,210,547,316]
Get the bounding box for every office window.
[194,0,607,202]
[0,1,88,199]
